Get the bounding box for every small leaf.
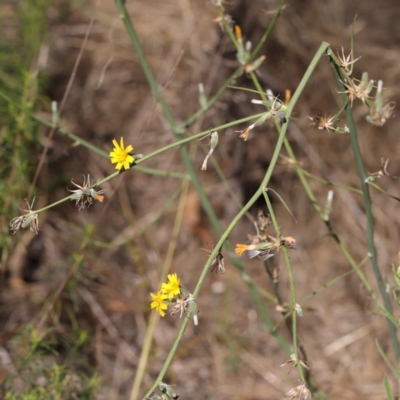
[376,339,399,379]
[265,188,297,223]
[384,373,395,400]
[378,305,398,327]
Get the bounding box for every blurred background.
[1,0,400,399]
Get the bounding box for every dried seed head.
[256,210,271,235]
[367,101,396,127]
[202,243,225,273]
[213,252,225,273]
[336,47,361,74]
[249,211,271,244]
[281,354,310,374]
[366,157,397,182]
[285,382,312,400]
[280,236,296,250]
[170,294,189,319]
[236,125,254,141]
[10,198,39,235]
[339,73,373,107]
[10,216,25,234]
[366,80,395,126]
[69,175,105,210]
[169,292,198,325]
[308,114,336,131]
[159,383,179,399]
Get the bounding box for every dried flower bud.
[200,132,218,171]
[159,382,179,399]
[245,55,265,73]
[186,296,199,325]
[366,80,396,127]
[198,83,208,110]
[294,303,303,317]
[323,190,334,221]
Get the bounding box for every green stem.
[136,113,266,165]
[284,140,379,304]
[0,91,187,179]
[301,255,370,303]
[216,6,239,49]
[250,0,286,59]
[368,181,400,202]
[1,89,267,178]
[263,191,304,382]
[292,164,363,195]
[179,68,243,129]
[142,42,331,399]
[329,53,400,362]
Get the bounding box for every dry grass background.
[2,0,400,399]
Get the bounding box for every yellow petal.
[158,308,166,317]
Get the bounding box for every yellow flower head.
[150,290,169,317]
[161,273,181,298]
[235,243,249,256]
[109,137,135,171]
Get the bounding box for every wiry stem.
[141,42,330,399]
[329,52,400,362]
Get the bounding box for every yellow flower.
[109,138,135,170]
[235,243,249,256]
[150,290,169,317]
[161,273,181,298]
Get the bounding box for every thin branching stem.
[251,0,287,59]
[142,42,330,399]
[263,191,304,381]
[329,53,400,362]
[283,140,379,304]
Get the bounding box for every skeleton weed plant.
[3,0,399,398]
